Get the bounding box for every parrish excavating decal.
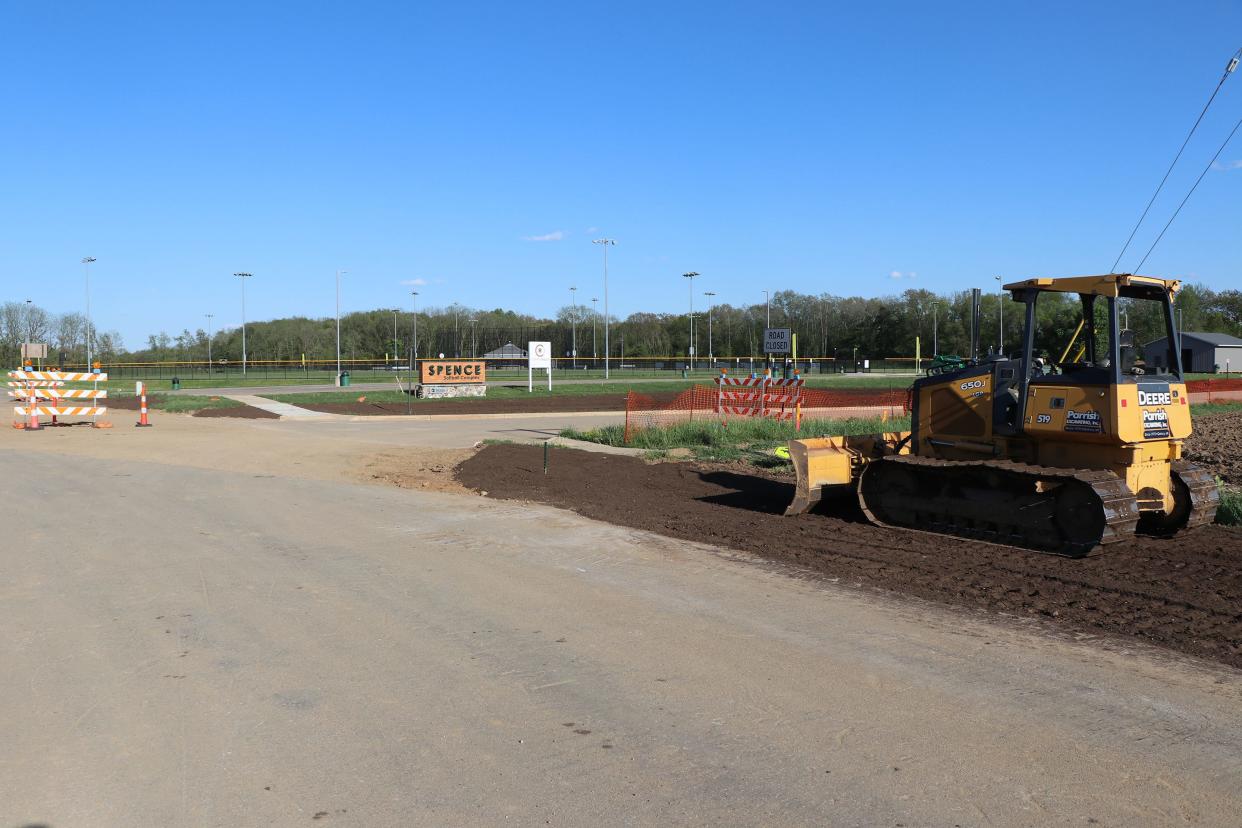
[1142,409,1171,439]
[1064,409,1104,433]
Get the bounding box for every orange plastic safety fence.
[623,384,909,443]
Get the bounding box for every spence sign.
[420,361,486,384]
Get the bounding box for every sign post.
[528,341,552,392]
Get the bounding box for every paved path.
[222,393,334,419]
[3,446,1241,825]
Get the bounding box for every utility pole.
[931,301,940,356]
[335,270,347,380]
[81,257,96,367]
[470,318,478,358]
[569,286,577,368]
[591,297,598,360]
[592,238,616,378]
[205,313,214,368]
[704,291,716,363]
[763,289,770,327]
[683,272,698,371]
[234,272,252,374]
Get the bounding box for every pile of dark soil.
[457,444,1242,669]
[1186,410,1242,485]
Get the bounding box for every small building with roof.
[1145,331,1242,374]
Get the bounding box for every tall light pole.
[234,272,252,374]
[81,257,96,367]
[569,286,578,368]
[704,291,716,363]
[591,297,598,360]
[763,290,770,327]
[683,272,698,371]
[335,270,347,380]
[931,301,941,356]
[469,318,478,358]
[995,275,1004,354]
[593,238,616,378]
[410,290,420,369]
[391,309,400,363]
[205,313,214,368]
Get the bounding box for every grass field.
[1218,482,1241,526]
[153,395,245,413]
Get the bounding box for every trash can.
[171,377,181,391]
[340,371,351,387]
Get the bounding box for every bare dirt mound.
[457,443,1242,670]
[1185,409,1242,485]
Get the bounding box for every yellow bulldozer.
[785,274,1219,556]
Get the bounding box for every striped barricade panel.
[14,406,108,417]
[10,388,108,400]
[6,371,109,382]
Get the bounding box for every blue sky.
[3,1,1241,346]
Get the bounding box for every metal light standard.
[683,272,698,371]
[592,238,615,378]
[410,290,420,368]
[335,270,347,381]
[205,313,214,370]
[234,272,253,374]
[591,297,598,361]
[704,291,716,364]
[469,318,478,358]
[81,257,96,367]
[995,275,1004,354]
[763,289,770,327]
[569,286,578,368]
[931,301,941,356]
[392,309,400,364]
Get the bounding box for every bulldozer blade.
[784,437,857,516]
[784,432,913,517]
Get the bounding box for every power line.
[1110,47,1240,274]
[1134,109,1242,273]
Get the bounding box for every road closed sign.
[763,327,792,354]
[529,341,552,369]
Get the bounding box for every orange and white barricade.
[9,370,109,430]
[715,370,804,429]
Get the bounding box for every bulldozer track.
[858,455,1141,557]
[1171,461,1220,530]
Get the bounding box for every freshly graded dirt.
[457,443,1242,669]
[1186,409,1242,485]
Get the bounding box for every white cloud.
[1211,159,1242,171]
[585,226,600,234]
[889,270,919,280]
[523,230,565,241]
[400,278,428,286]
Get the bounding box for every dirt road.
[4,419,1242,824]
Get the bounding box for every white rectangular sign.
[528,341,552,392]
[528,341,552,369]
[763,328,792,354]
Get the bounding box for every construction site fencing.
[623,383,910,443]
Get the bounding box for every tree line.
[7,282,1241,367]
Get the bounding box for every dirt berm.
[457,444,1242,670]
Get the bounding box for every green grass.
[264,376,909,406]
[1217,480,1242,527]
[150,395,245,413]
[562,415,911,466]
[1191,402,1242,417]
